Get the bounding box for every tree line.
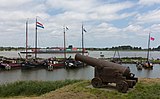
[1,45,160,51]
[86,45,160,51]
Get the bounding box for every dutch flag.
[36,22,44,29]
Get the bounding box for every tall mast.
[147,32,150,62]
[82,24,84,56]
[25,19,28,61]
[82,24,85,67]
[35,18,38,59]
[63,26,66,59]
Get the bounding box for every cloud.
[46,0,97,12]
[0,0,159,48]
[0,0,32,7]
[88,22,122,40]
[138,0,160,6]
[150,24,160,33]
[47,0,134,22]
[135,9,160,24]
[123,24,143,33]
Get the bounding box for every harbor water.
[0,50,160,84]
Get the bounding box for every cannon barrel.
[75,53,130,77]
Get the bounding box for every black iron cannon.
[75,54,138,93]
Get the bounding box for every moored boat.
[143,32,154,69]
[142,61,153,69]
[0,59,21,70]
[47,57,65,71]
[136,62,143,70]
[65,56,84,68]
[21,59,48,69]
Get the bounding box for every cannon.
[75,54,138,93]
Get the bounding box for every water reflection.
[0,51,160,84]
[1,64,160,84]
[0,67,94,84]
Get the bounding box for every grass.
[0,79,81,97]
[39,78,160,99]
[127,79,160,99]
[1,78,160,99]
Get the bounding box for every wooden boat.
[136,62,143,70]
[21,19,48,69]
[47,58,65,71]
[0,59,21,70]
[142,32,154,69]
[21,59,48,69]
[142,61,153,69]
[65,56,83,68]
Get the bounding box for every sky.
[0,0,160,48]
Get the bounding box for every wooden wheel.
[91,77,102,88]
[116,81,129,93]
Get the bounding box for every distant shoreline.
[0,45,160,51]
[0,50,159,52]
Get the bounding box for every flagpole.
[63,26,66,60]
[35,17,38,59]
[26,19,28,61]
[147,32,150,62]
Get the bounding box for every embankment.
[2,78,160,99]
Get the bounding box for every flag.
[150,37,155,41]
[36,22,44,29]
[83,28,87,32]
[66,27,69,30]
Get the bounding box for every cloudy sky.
[0,0,160,48]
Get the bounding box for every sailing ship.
[142,32,154,68]
[21,20,87,69]
[21,18,48,69]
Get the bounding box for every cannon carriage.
[75,54,138,93]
